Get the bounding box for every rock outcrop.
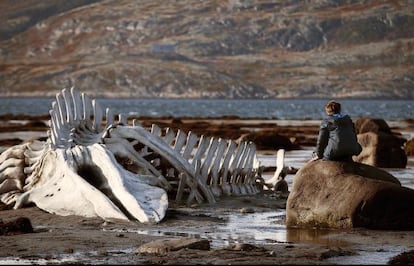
[354,118,407,168]
[405,138,414,156]
[286,160,414,230]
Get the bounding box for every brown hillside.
[0,0,413,99]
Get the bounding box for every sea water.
[0,97,413,120]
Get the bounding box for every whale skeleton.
[0,87,286,223]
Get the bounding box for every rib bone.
[0,87,272,223]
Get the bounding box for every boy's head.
[325,100,341,115]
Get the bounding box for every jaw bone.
[14,144,168,223]
[0,87,267,223]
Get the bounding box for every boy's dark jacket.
[315,113,362,160]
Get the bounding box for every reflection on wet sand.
[286,227,350,247]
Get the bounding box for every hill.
[0,0,413,99]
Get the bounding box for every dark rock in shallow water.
[0,217,34,235]
[388,249,414,265]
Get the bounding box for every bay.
[0,97,413,120]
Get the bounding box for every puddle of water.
[108,211,288,248]
[211,211,287,247]
[103,211,409,265]
[326,245,407,265]
[286,227,350,247]
[388,157,414,189]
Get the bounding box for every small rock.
[136,238,210,254]
[226,243,266,251]
[240,207,254,214]
[0,217,34,235]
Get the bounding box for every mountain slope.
[0,0,413,98]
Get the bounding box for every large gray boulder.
[354,118,407,168]
[286,160,414,230]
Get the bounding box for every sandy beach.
[0,115,413,265]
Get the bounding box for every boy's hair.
[325,100,341,115]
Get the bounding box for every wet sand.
[0,115,414,265]
[1,196,414,265]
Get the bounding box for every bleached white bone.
[182,131,198,159]
[265,149,287,189]
[15,145,167,223]
[173,129,187,152]
[0,157,24,174]
[0,145,25,162]
[2,87,169,223]
[0,179,22,194]
[0,87,270,223]
[108,125,216,204]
